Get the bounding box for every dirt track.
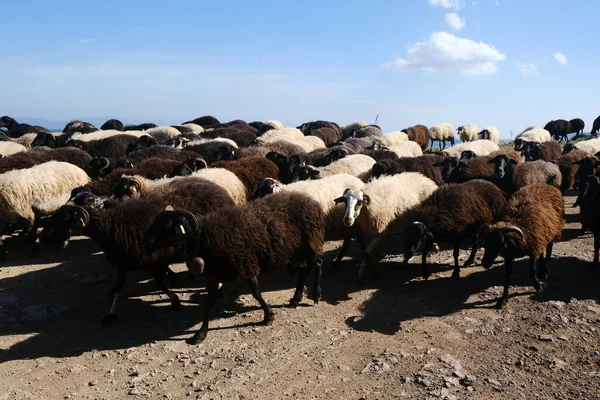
[1,191,599,399]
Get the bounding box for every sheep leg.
[529,257,544,292]
[247,276,274,326]
[188,279,220,345]
[496,259,513,309]
[592,233,600,269]
[102,268,128,326]
[463,239,480,267]
[0,236,6,260]
[310,255,323,304]
[153,269,181,310]
[421,240,431,280]
[357,235,384,283]
[332,230,354,269]
[451,242,461,279]
[289,268,310,307]
[538,243,553,281]
[25,219,40,244]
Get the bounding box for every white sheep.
[381,131,409,147]
[0,161,90,255]
[389,141,423,158]
[341,121,368,139]
[571,138,600,156]
[515,127,551,143]
[443,139,500,158]
[146,126,182,142]
[256,127,304,143]
[70,130,148,142]
[181,123,205,134]
[265,120,284,130]
[478,126,500,144]
[429,123,455,150]
[256,174,365,230]
[187,137,239,149]
[13,133,38,148]
[0,141,27,157]
[312,154,376,181]
[457,124,479,142]
[120,169,247,206]
[273,136,326,152]
[335,172,438,281]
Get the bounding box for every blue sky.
[1,0,598,138]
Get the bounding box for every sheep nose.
[343,217,354,227]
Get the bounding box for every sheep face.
[460,150,477,161]
[333,188,370,227]
[169,157,207,178]
[479,130,490,140]
[164,136,189,149]
[514,138,524,151]
[489,154,517,179]
[575,176,600,208]
[370,162,390,180]
[439,157,465,181]
[480,225,525,269]
[32,132,56,148]
[142,209,198,254]
[39,205,90,249]
[127,136,158,154]
[113,177,140,199]
[320,148,348,167]
[67,189,105,210]
[115,160,134,169]
[562,143,574,155]
[66,140,85,150]
[0,116,16,128]
[522,142,542,161]
[253,178,283,199]
[213,145,236,162]
[85,157,111,179]
[291,165,320,182]
[403,222,435,264]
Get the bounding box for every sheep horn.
[503,226,524,240]
[177,209,199,233]
[75,206,91,228]
[198,158,208,169]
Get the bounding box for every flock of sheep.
[1,114,600,345]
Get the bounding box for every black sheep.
[125,135,159,154]
[63,120,97,135]
[0,116,50,138]
[370,155,445,185]
[543,119,572,142]
[182,116,221,128]
[592,116,600,137]
[569,118,585,138]
[142,191,326,344]
[123,123,157,131]
[186,140,237,164]
[67,135,138,164]
[101,119,124,131]
[39,179,236,326]
[201,127,257,147]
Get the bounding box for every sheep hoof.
[263,315,274,326]
[187,332,207,345]
[30,245,41,258]
[463,260,473,268]
[451,272,460,279]
[287,299,300,308]
[171,299,181,310]
[101,313,118,327]
[494,299,507,309]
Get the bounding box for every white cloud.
[428,0,461,9]
[516,62,539,75]
[445,13,465,31]
[553,52,567,65]
[386,31,506,76]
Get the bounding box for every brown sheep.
[489,155,562,196]
[403,125,430,151]
[556,150,589,192]
[479,184,564,308]
[522,141,562,161]
[0,147,92,175]
[441,151,522,183]
[307,127,340,145]
[212,157,280,198]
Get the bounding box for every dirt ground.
[1,190,599,400]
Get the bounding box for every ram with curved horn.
[477,184,564,308]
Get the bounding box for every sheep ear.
[362,194,370,205]
[487,158,496,164]
[333,196,345,204]
[458,161,469,168]
[164,205,175,211]
[509,158,518,165]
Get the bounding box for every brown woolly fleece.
[212,157,280,198]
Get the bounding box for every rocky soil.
[1,191,599,399]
